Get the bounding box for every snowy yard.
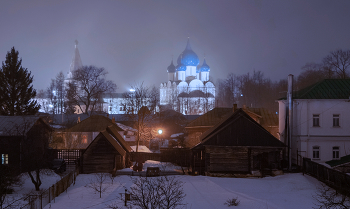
[43,173,320,209]
[5,161,322,209]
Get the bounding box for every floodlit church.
[160,39,215,115]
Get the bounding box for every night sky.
[1,0,350,93]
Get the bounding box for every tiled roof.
[67,115,123,132]
[326,155,350,167]
[281,79,350,100]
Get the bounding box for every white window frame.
[333,114,340,127]
[332,146,340,159]
[312,146,320,159]
[313,114,320,127]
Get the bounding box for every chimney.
[112,117,115,123]
[233,104,237,112]
[77,117,80,123]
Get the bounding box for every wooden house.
[191,109,285,176]
[50,115,124,150]
[185,105,279,148]
[80,125,133,174]
[0,116,52,174]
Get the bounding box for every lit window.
[313,114,320,127]
[313,146,320,159]
[82,135,88,144]
[332,147,339,159]
[2,154,8,165]
[333,114,340,127]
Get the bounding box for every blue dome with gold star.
[177,39,200,67]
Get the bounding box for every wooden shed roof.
[85,125,133,156]
[186,107,232,128]
[192,109,285,149]
[0,116,51,136]
[67,115,123,132]
[106,125,133,152]
[186,107,278,129]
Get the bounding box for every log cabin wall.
[82,136,123,174]
[204,146,283,174]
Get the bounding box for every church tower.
[66,40,83,81]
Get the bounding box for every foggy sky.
[1,0,350,93]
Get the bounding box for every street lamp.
[158,129,163,135]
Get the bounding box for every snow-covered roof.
[130,145,152,153]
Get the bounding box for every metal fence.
[4,167,80,209]
[303,157,350,195]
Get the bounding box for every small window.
[333,114,340,127]
[110,106,112,111]
[313,114,320,127]
[333,146,339,159]
[2,154,8,165]
[313,146,320,159]
[119,107,123,111]
[82,135,88,144]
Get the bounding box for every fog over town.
[1,1,350,209]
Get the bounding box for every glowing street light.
[158,129,163,135]
[129,89,135,92]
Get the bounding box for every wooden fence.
[4,167,80,209]
[303,157,350,195]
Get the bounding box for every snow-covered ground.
[5,162,322,209]
[42,173,320,209]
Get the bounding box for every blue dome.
[167,60,176,73]
[176,63,186,71]
[177,39,200,66]
[199,59,210,72]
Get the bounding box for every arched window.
[332,146,340,159]
[313,146,320,159]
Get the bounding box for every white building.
[278,79,350,163]
[160,38,215,115]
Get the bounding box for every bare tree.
[86,173,110,198]
[297,62,335,90]
[313,183,350,209]
[66,65,117,115]
[122,82,158,152]
[323,49,350,79]
[55,71,66,114]
[129,176,186,209]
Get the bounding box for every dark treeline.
[216,49,350,113]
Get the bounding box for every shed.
[81,125,133,174]
[191,109,285,176]
[0,116,53,174]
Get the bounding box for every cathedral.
[160,39,215,115]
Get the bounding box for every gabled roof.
[280,79,350,100]
[106,125,133,152]
[85,125,133,156]
[186,107,278,129]
[67,115,123,132]
[326,154,350,167]
[0,116,50,136]
[192,109,285,149]
[186,107,232,128]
